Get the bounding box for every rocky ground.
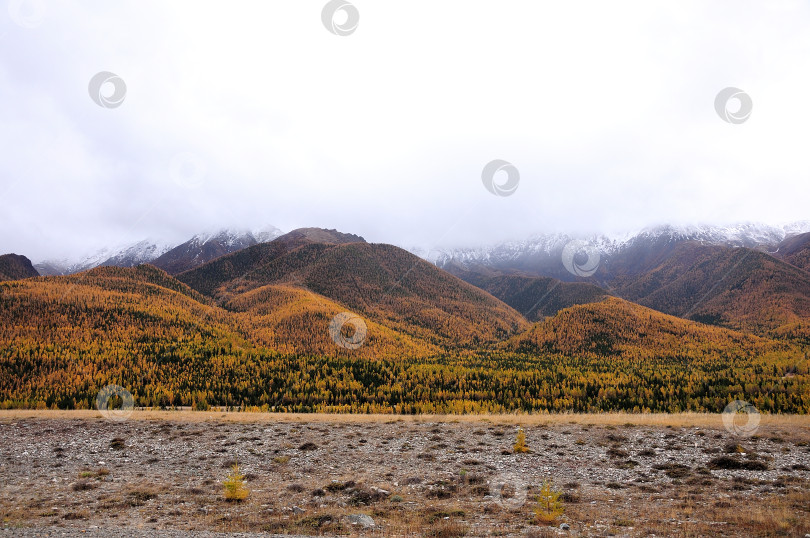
[0,412,809,537]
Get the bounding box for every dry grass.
[1,409,808,429]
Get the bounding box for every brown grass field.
[2,409,808,427]
[0,410,809,537]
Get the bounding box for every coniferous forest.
[1,240,808,414]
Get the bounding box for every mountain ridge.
[33,226,283,276]
[0,254,39,281]
[178,228,530,346]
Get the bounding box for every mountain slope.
[1,261,808,413]
[223,283,439,358]
[35,240,171,276]
[614,243,810,334]
[434,224,810,335]
[509,297,764,357]
[179,229,530,345]
[0,254,39,281]
[0,266,261,409]
[776,232,810,272]
[443,263,611,321]
[501,298,808,412]
[33,226,283,276]
[152,227,283,275]
[432,223,810,282]
[98,240,172,269]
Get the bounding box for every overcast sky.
[2,0,810,261]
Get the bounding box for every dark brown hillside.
[179,229,530,345]
[615,242,810,334]
[273,227,365,246]
[445,263,611,321]
[776,232,810,272]
[0,254,39,281]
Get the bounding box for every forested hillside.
[179,234,530,346]
[1,264,808,413]
[615,243,810,334]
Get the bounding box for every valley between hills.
[0,226,808,414]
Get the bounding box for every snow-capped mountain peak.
[427,221,810,275]
[33,225,284,276]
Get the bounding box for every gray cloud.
[2,0,810,262]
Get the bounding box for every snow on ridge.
[426,221,810,267]
[34,224,284,274]
[191,225,282,247]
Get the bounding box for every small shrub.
[653,463,691,478]
[272,455,291,464]
[425,508,466,523]
[533,480,564,525]
[513,427,530,453]
[223,462,249,502]
[296,514,339,530]
[708,456,768,471]
[426,521,468,537]
[325,480,355,492]
[349,488,383,506]
[725,443,748,454]
[72,480,96,491]
[127,487,158,506]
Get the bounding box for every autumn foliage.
[0,263,808,414]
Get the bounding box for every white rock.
[347,514,375,528]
